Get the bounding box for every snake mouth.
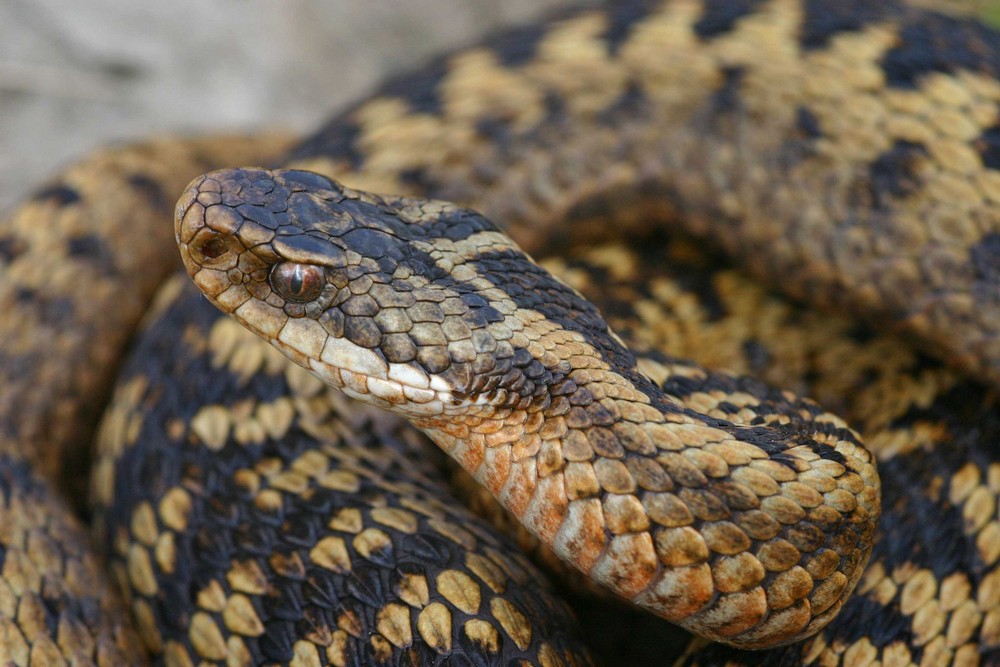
[175,167,480,418]
[263,322,460,417]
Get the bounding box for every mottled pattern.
[91,276,594,666]
[543,236,1000,664]
[177,168,880,648]
[1,0,999,664]
[0,454,142,665]
[0,136,293,664]
[290,0,1000,389]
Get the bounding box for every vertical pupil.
[290,266,304,294]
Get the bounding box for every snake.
[1,0,999,665]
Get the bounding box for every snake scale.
[1,0,999,665]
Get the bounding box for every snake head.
[175,167,584,417]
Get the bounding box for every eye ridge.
[270,262,325,303]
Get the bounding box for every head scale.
[175,168,579,418]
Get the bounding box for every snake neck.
[411,358,694,531]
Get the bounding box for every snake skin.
[92,276,595,665]
[0,0,999,664]
[0,137,294,664]
[176,168,880,649]
[548,236,1000,665]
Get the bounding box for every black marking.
[795,106,822,139]
[380,56,449,115]
[971,233,1000,284]
[876,455,972,581]
[260,620,295,662]
[730,424,845,466]
[881,11,1000,88]
[342,227,408,260]
[398,166,435,192]
[15,286,35,303]
[0,236,25,263]
[975,123,1000,171]
[282,170,336,192]
[469,249,667,404]
[631,236,729,320]
[474,115,513,142]
[662,367,851,466]
[876,380,999,579]
[868,140,929,204]
[603,0,660,54]
[693,0,764,40]
[710,66,746,115]
[562,193,616,228]
[822,589,914,649]
[31,183,80,206]
[421,207,496,244]
[288,115,365,169]
[491,21,549,68]
[742,339,771,372]
[672,640,808,665]
[67,233,117,275]
[800,0,899,50]
[598,80,648,126]
[542,88,566,118]
[681,271,728,321]
[20,291,76,326]
[126,172,168,209]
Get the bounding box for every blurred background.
[1,0,998,213]
[0,0,569,212]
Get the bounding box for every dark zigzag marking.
[106,282,589,665]
[881,10,1000,88]
[693,0,766,40]
[800,0,901,50]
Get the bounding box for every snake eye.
[270,262,325,303]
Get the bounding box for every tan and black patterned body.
[92,276,595,665]
[548,237,1000,664]
[0,137,293,664]
[177,169,879,648]
[288,0,1000,388]
[1,0,999,664]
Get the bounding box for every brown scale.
[177,168,880,648]
[91,275,595,666]
[0,137,293,665]
[1,0,1000,664]
[546,236,1000,665]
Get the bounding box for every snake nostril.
[199,235,229,260]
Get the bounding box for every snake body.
[175,168,878,649]
[93,277,595,665]
[1,0,999,665]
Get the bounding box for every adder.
[0,1,998,665]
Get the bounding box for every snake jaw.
[176,167,536,411]
[176,170,484,416]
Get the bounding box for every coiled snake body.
[1,1,999,665]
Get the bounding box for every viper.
[0,1,998,665]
